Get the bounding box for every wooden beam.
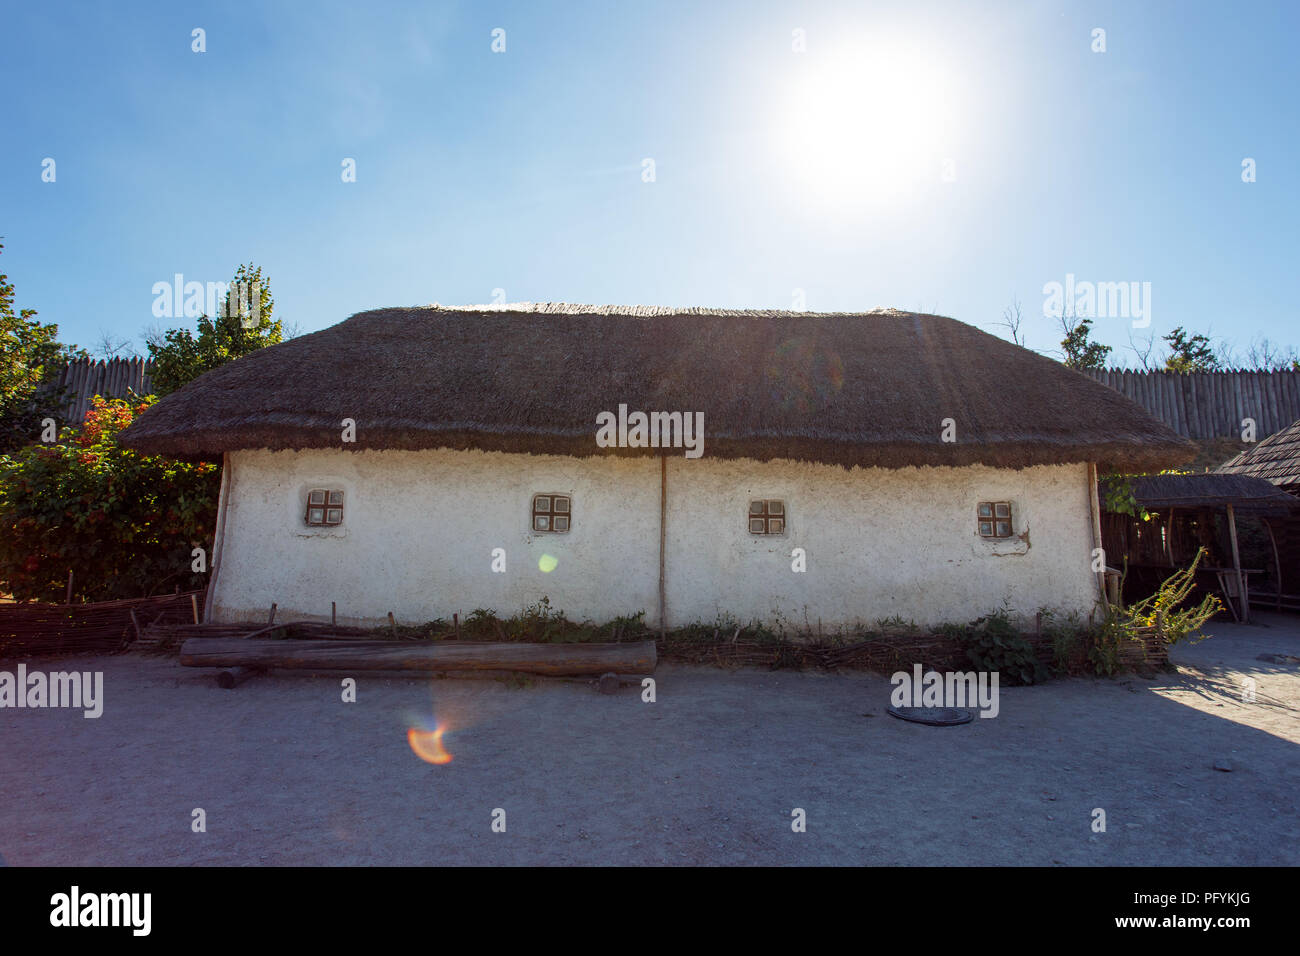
[205,451,232,625]
[1226,504,1248,623]
[1087,463,1106,605]
[237,621,283,641]
[659,455,667,637]
[180,638,658,676]
[1262,518,1283,611]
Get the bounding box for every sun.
[773,41,961,208]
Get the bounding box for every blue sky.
[2,0,1297,365]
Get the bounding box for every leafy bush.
[957,608,1045,685]
[0,395,220,602]
[1089,548,1221,675]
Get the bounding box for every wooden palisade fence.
[1085,369,1300,440]
[49,357,154,428]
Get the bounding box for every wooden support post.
[1262,518,1283,611]
[267,603,277,625]
[1226,504,1248,623]
[388,611,397,637]
[66,570,73,605]
[1087,464,1106,605]
[453,612,460,640]
[659,455,667,638]
[190,594,199,625]
[331,601,337,626]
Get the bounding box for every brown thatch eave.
[1217,418,1300,490]
[119,304,1196,472]
[1103,473,1300,513]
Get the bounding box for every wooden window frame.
[305,489,345,527]
[977,501,1013,538]
[532,494,571,533]
[749,499,786,535]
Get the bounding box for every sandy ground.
[1,614,1297,866]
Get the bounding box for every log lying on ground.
[180,638,657,676]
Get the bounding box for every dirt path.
[2,614,1297,865]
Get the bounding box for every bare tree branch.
[998,297,1025,347]
[1126,329,1156,371]
[93,330,137,359]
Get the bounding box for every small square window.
[305,488,345,527]
[977,502,1013,538]
[532,494,570,533]
[749,499,787,534]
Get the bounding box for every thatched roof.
[1103,473,1300,513]
[1217,418,1300,491]
[119,304,1195,471]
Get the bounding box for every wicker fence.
[0,588,203,659]
[1085,369,1300,440]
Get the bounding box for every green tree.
[147,262,280,396]
[0,241,85,453]
[1163,326,1220,372]
[1059,314,1113,370]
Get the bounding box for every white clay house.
[120,304,1192,629]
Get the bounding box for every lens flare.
[408,723,452,764]
[538,553,558,573]
[765,337,846,413]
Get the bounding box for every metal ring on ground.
[886,705,975,725]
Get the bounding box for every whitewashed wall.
[663,456,1097,629]
[209,448,1098,629]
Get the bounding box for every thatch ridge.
[119,304,1194,471]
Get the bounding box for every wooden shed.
[1217,418,1300,611]
[1100,472,1300,621]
